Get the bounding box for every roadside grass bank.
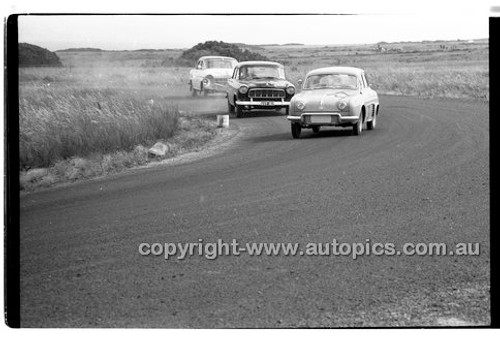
[20,86,180,169]
[20,114,218,191]
[19,66,226,191]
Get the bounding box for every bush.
[179,41,268,64]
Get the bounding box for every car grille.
[249,88,285,100]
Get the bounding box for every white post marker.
[217,114,229,128]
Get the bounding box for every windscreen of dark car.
[303,73,358,90]
[239,65,285,80]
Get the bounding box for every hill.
[19,43,63,67]
[55,48,105,52]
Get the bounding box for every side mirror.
[298,79,303,87]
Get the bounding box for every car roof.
[306,66,365,77]
[198,56,237,61]
[236,61,284,68]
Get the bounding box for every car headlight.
[286,85,295,95]
[337,101,348,110]
[296,101,305,110]
[203,78,211,86]
[239,85,248,94]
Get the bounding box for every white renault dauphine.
[287,67,379,138]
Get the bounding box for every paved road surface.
[20,95,489,327]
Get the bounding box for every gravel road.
[19,95,490,327]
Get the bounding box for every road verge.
[20,115,239,191]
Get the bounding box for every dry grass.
[19,84,179,168]
[19,115,217,190]
[285,60,488,101]
[262,41,489,101]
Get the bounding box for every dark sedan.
[227,61,296,117]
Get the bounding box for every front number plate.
[260,101,275,106]
[310,115,331,124]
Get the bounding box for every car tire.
[236,105,244,118]
[367,113,376,130]
[228,99,235,115]
[352,114,363,136]
[200,83,208,97]
[312,126,320,133]
[291,122,301,139]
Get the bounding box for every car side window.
[360,74,367,89]
[197,61,203,70]
[232,67,239,79]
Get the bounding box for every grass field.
[19,39,488,188]
[259,40,489,100]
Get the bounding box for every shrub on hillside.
[19,43,63,67]
[178,41,268,65]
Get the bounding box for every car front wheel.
[200,83,209,97]
[352,115,363,136]
[228,99,235,115]
[291,122,302,139]
[236,105,244,118]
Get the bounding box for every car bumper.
[236,100,291,107]
[287,112,359,125]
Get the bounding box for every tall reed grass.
[19,85,179,168]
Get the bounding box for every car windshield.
[303,73,358,90]
[205,59,236,69]
[239,65,285,80]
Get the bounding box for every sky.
[13,0,493,51]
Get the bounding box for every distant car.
[287,66,379,138]
[227,61,295,118]
[189,56,238,96]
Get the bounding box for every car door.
[361,73,378,119]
